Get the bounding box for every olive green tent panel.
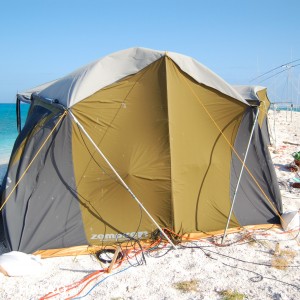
[165,57,246,232]
[71,57,246,242]
[72,58,172,243]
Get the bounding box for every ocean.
[0,103,29,181]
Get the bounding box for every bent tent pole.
[221,107,260,244]
[68,109,177,250]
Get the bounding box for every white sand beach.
[0,111,299,300]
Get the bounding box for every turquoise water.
[270,104,300,112]
[0,103,29,163]
[273,107,300,112]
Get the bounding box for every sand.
[0,110,299,300]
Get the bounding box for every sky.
[1,0,300,103]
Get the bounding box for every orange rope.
[40,270,103,300]
[39,242,164,300]
[38,225,300,300]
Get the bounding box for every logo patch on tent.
[90,231,148,241]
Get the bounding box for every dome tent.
[1,48,282,255]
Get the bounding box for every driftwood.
[283,141,300,146]
[107,246,122,273]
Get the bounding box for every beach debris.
[278,180,292,193]
[173,279,199,293]
[285,162,299,172]
[217,289,245,300]
[271,247,297,270]
[107,246,122,273]
[293,151,300,157]
[274,242,281,256]
[292,151,300,167]
[283,141,300,146]
[291,182,300,188]
[95,247,123,262]
[291,175,300,183]
[294,160,300,167]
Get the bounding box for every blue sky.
[1,0,299,103]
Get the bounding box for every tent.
[0,48,282,254]
[233,85,272,144]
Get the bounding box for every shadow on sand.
[274,163,290,172]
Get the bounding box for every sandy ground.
[0,110,299,300]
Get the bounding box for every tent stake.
[221,108,260,244]
[107,246,122,273]
[68,110,177,250]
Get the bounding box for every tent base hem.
[33,224,281,258]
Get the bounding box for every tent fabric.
[233,85,271,144]
[17,48,246,108]
[2,103,87,253]
[1,48,282,254]
[233,85,266,102]
[71,57,246,238]
[17,80,59,103]
[232,85,271,125]
[231,108,282,225]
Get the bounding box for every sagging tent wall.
[0,48,282,253]
[233,85,271,144]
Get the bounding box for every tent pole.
[16,95,21,133]
[68,110,177,250]
[221,107,260,244]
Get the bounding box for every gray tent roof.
[233,85,267,102]
[18,47,247,108]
